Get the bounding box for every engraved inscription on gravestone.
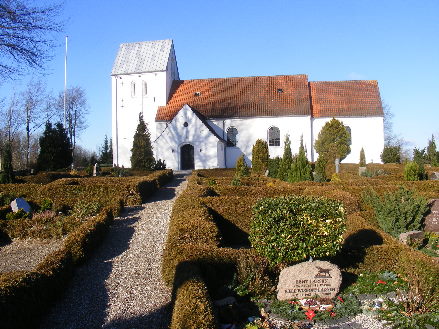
[424,199,439,232]
[277,260,342,301]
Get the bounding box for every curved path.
[40,173,188,329]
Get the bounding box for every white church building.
[111,39,384,170]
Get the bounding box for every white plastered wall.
[208,116,313,168]
[111,53,179,168]
[312,116,384,164]
[155,105,225,170]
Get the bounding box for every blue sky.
[2,0,438,154]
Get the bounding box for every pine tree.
[277,134,293,181]
[314,155,328,182]
[427,135,439,166]
[99,135,113,164]
[0,142,14,183]
[359,148,366,167]
[235,154,249,178]
[314,118,351,165]
[251,139,269,175]
[288,137,312,182]
[37,122,72,170]
[130,113,154,170]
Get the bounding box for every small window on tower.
[131,81,136,97]
[143,81,147,96]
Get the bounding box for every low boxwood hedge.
[0,170,173,329]
[163,167,438,329]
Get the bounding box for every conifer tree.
[277,134,293,181]
[359,148,366,167]
[235,154,250,178]
[99,135,113,164]
[0,142,14,183]
[314,118,351,165]
[251,139,269,175]
[130,113,154,170]
[288,137,312,182]
[427,135,439,166]
[37,122,72,170]
[314,155,328,182]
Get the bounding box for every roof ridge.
[175,74,309,82]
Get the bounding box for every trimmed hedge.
[163,167,438,329]
[0,170,173,329]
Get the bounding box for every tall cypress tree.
[288,137,312,182]
[251,139,269,175]
[277,134,293,181]
[427,135,439,166]
[131,113,154,170]
[37,122,72,170]
[99,135,113,164]
[0,142,14,183]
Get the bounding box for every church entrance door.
[180,144,194,170]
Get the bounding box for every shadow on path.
[39,173,188,329]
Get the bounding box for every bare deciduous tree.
[21,79,53,168]
[0,0,62,79]
[53,86,89,157]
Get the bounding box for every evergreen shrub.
[251,139,269,175]
[314,155,327,182]
[235,155,249,178]
[277,135,293,181]
[363,186,429,238]
[250,196,346,265]
[381,145,401,164]
[404,161,421,181]
[288,138,312,183]
[268,157,281,178]
[359,147,366,167]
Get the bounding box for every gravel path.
[40,173,188,329]
[0,238,64,273]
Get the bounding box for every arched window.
[268,126,280,146]
[227,127,238,147]
[345,126,352,145]
[131,81,136,97]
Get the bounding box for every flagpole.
[64,35,68,128]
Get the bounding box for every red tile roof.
[309,80,383,118]
[156,75,311,121]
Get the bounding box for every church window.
[131,81,136,97]
[227,127,238,147]
[143,81,147,96]
[345,126,352,145]
[268,126,280,146]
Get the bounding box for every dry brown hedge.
[0,170,173,329]
[163,166,439,329]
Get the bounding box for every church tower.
[111,39,179,167]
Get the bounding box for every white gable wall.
[208,116,313,168]
[312,116,384,164]
[155,105,225,169]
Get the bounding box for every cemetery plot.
[163,165,439,329]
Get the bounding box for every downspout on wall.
[223,120,227,168]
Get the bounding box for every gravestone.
[399,230,424,245]
[11,198,31,213]
[429,172,439,181]
[277,260,342,300]
[424,199,439,232]
[93,163,99,177]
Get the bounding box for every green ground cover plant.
[250,196,346,265]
